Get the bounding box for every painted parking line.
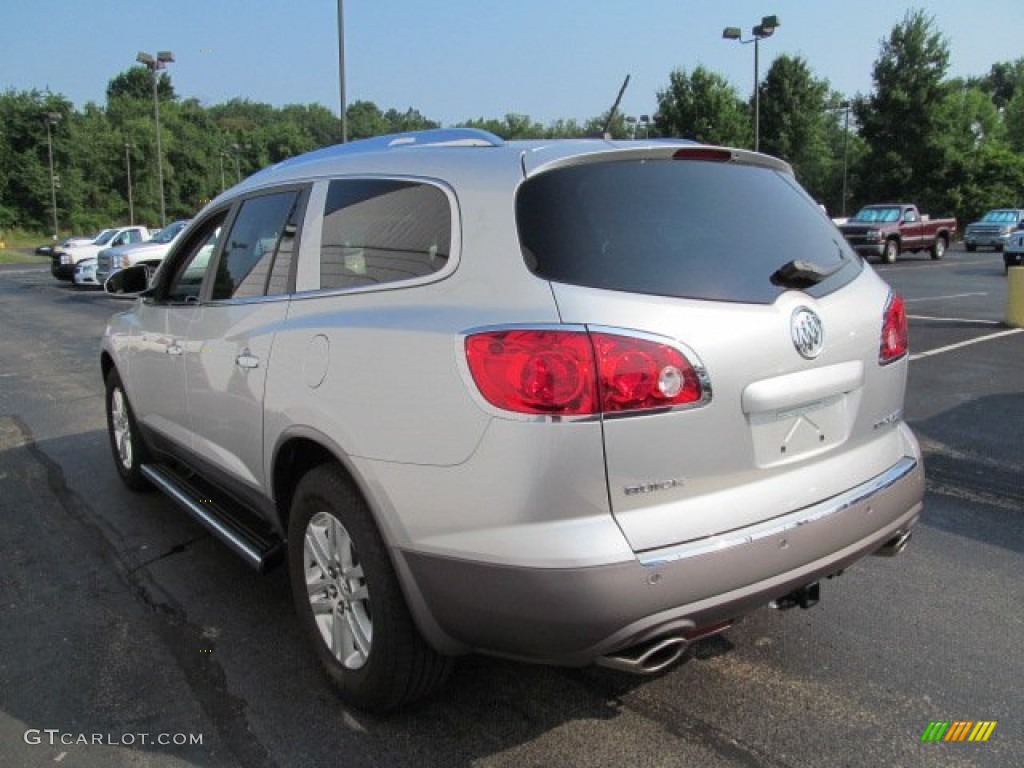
[908,315,1002,325]
[904,292,988,303]
[910,328,1024,361]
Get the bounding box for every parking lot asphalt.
[0,247,1020,767]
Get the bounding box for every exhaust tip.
[874,529,912,557]
[596,635,688,675]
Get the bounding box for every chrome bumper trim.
[638,457,919,566]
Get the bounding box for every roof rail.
[255,128,505,178]
[379,128,505,148]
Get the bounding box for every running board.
[140,463,284,572]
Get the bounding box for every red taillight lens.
[590,332,702,412]
[465,330,597,414]
[465,329,703,415]
[880,293,908,364]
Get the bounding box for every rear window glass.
[516,159,860,304]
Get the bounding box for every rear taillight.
[880,293,908,364]
[465,329,704,416]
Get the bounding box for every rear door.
[517,150,910,552]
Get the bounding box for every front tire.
[883,239,899,264]
[105,369,152,491]
[287,464,451,712]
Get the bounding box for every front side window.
[319,179,451,290]
[162,214,228,303]
[211,190,301,300]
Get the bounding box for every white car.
[51,226,150,280]
[72,257,99,287]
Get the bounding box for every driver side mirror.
[104,264,152,296]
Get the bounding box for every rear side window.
[516,159,860,304]
[319,179,450,290]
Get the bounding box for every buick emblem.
[791,308,824,359]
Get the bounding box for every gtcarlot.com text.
[24,729,203,747]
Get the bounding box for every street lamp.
[722,14,781,153]
[337,0,347,143]
[230,143,242,183]
[136,50,174,227]
[827,101,852,217]
[124,142,135,225]
[43,112,61,241]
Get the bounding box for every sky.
[1,1,1021,126]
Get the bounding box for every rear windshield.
[516,158,860,304]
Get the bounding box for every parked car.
[52,226,150,280]
[838,204,957,263]
[1003,227,1024,272]
[96,219,190,286]
[72,257,99,287]
[963,208,1024,252]
[101,129,924,712]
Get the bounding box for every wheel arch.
[270,428,467,655]
[100,350,116,384]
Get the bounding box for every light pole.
[43,112,61,241]
[136,50,174,227]
[722,14,781,153]
[337,0,347,143]
[827,101,851,217]
[218,151,226,193]
[124,142,135,225]
[230,143,242,183]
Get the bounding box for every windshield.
[851,207,901,223]
[94,230,117,245]
[517,158,860,305]
[980,210,1019,223]
[153,220,189,243]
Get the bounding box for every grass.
[0,250,48,264]
[0,229,52,264]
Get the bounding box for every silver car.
[101,129,924,712]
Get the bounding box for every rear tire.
[966,243,977,253]
[287,463,452,713]
[930,235,947,260]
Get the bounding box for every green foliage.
[854,10,952,212]
[757,55,834,203]
[654,65,750,147]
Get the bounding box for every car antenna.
[600,74,631,139]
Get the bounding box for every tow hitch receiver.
[771,582,820,611]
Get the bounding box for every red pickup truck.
[838,204,957,263]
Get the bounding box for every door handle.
[166,342,183,356]
[235,352,260,369]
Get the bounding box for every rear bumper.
[401,454,924,665]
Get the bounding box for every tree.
[346,100,390,140]
[655,65,750,147]
[757,55,833,202]
[853,10,951,212]
[106,67,175,103]
[970,57,1024,109]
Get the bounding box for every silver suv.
[101,129,924,712]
